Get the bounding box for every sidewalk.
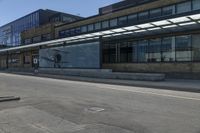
[2,71,200,93]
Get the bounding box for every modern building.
[0,9,82,47]
[1,0,200,79]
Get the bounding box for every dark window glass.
[138,40,148,62]
[42,34,51,41]
[138,11,149,21]
[120,42,128,63]
[88,24,94,32]
[192,34,200,61]
[162,5,175,16]
[81,26,87,33]
[110,19,118,27]
[103,44,110,63]
[59,31,65,38]
[193,0,200,10]
[162,37,176,62]
[150,8,161,18]
[95,22,101,30]
[118,16,127,26]
[176,35,192,61]
[128,14,137,24]
[149,38,161,62]
[102,21,109,29]
[109,43,117,63]
[127,42,137,63]
[70,29,76,36]
[177,1,192,14]
[24,55,31,64]
[24,38,31,45]
[64,30,70,37]
[32,36,41,43]
[75,27,81,34]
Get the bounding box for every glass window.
[149,38,161,62]
[32,36,41,43]
[24,55,31,64]
[138,40,148,62]
[120,42,128,63]
[176,35,192,61]
[81,26,87,33]
[64,30,70,37]
[138,11,149,21]
[118,16,127,26]
[177,1,192,14]
[162,37,176,62]
[193,0,200,10]
[162,5,175,16]
[102,21,109,29]
[128,14,137,24]
[128,41,138,63]
[103,43,110,63]
[109,43,117,63]
[88,24,94,32]
[70,29,76,36]
[95,22,101,30]
[102,43,117,63]
[192,34,200,61]
[24,38,32,45]
[110,19,118,27]
[75,27,81,34]
[150,8,161,18]
[42,34,51,41]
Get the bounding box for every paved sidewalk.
[1,71,200,93]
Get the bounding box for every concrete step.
[38,68,165,81]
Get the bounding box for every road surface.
[0,73,200,133]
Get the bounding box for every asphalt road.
[0,73,200,133]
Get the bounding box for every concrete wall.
[39,41,100,69]
[103,63,200,79]
[103,63,200,73]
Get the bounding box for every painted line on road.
[102,86,200,101]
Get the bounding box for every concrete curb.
[2,71,200,93]
[0,96,20,103]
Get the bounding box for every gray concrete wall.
[103,63,200,73]
[103,63,200,79]
[39,42,100,69]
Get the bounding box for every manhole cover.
[85,107,105,113]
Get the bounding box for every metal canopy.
[1,13,200,53]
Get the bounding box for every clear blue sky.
[0,0,120,26]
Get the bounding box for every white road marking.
[101,86,200,101]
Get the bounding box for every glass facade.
[103,34,199,63]
[192,34,200,61]
[149,38,161,62]
[162,37,175,62]
[193,0,200,10]
[58,0,200,39]
[176,1,192,14]
[175,35,192,61]
[0,11,40,46]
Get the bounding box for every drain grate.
[0,96,20,103]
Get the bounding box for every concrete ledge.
[38,68,165,81]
